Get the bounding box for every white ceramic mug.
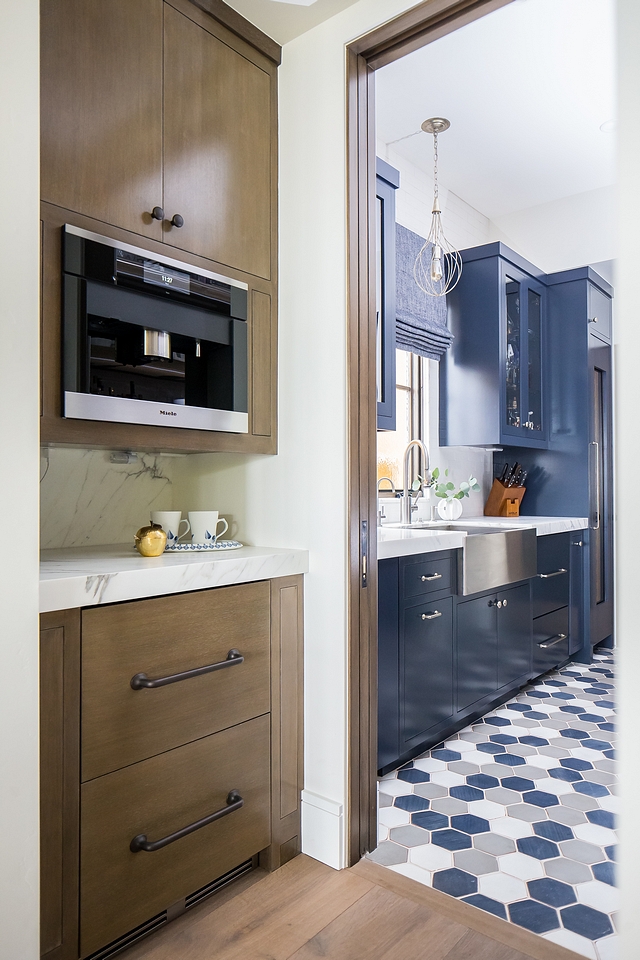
[188,510,228,544]
[150,511,190,546]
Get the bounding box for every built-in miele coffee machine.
[62,225,249,432]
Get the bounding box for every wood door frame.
[346,0,515,866]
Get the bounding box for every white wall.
[0,2,40,957]
[615,3,639,958]
[490,185,617,274]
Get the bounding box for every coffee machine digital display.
[62,224,249,433]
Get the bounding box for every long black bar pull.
[130,649,243,690]
[130,791,244,852]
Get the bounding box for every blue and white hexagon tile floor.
[371,652,618,960]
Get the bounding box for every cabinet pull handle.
[538,568,568,579]
[130,649,243,690]
[130,790,243,853]
[421,573,442,582]
[151,205,165,221]
[538,633,567,649]
[421,611,442,620]
[170,213,184,228]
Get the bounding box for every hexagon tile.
[370,652,617,960]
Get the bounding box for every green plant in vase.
[431,467,480,520]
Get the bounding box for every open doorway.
[347,1,616,957]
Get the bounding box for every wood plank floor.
[125,855,583,960]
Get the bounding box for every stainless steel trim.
[64,392,248,433]
[64,224,249,291]
[421,573,442,582]
[538,568,568,579]
[538,633,567,649]
[589,440,600,530]
[421,611,442,620]
[459,527,537,596]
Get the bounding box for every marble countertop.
[40,543,309,613]
[378,516,588,561]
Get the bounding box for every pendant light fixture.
[413,118,462,297]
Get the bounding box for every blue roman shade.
[395,223,453,361]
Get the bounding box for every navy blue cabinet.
[401,596,454,751]
[440,243,548,449]
[503,267,613,656]
[457,582,531,713]
[376,159,399,431]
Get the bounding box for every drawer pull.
[130,790,244,853]
[538,633,567,649]
[538,568,568,579]
[421,611,442,620]
[421,573,442,582]
[130,649,244,690]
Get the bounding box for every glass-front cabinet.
[440,242,548,450]
[502,263,547,445]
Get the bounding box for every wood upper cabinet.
[163,3,273,279]
[40,0,164,242]
[41,0,275,280]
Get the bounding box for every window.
[377,349,425,491]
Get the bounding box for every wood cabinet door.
[41,0,164,241]
[80,716,270,957]
[40,610,80,960]
[456,595,497,712]
[163,3,273,279]
[81,581,271,782]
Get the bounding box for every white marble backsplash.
[40,448,176,548]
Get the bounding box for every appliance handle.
[130,790,243,852]
[538,633,567,649]
[537,569,568,579]
[589,440,600,530]
[130,649,243,690]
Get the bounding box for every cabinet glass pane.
[527,288,542,431]
[505,277,521,428]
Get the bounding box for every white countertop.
[378,516,588,561]
[40,543,309,613]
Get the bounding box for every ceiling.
[224,0,360,45]
[376,0,616,220]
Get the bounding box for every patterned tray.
[164,539,244,552]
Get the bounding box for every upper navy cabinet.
[440,243,548,449]
[376,159,399,431]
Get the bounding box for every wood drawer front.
[82,581,270,781]
[533,607,569,677]
[401,553,452,601]
[80,715,270,957]
[533,533,570,619]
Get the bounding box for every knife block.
[484,479,526,517]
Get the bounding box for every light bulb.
[431,244,443,282]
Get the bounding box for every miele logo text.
[159,410,177,416]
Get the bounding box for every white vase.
[437,497,463,521]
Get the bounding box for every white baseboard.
[300,790,345,870]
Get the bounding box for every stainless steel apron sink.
[393,522,537,595]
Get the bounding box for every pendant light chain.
[413,117,462,297]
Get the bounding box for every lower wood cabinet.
[40,575,303,960]
[80,716,270,956]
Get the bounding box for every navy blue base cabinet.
[378,540,584,774]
